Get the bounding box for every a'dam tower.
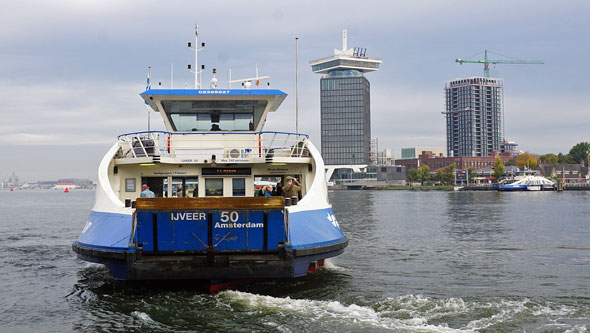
[310,30,382,167]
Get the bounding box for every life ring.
[167,136,171,154]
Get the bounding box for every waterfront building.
[538,164,588,183]
[444,77,503,157]
[396,150,512,172]
[400,147,446,160]
[377,166,406,182]
[310,30,381,167]
[376,149,395,166]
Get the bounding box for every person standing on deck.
[282,176,301,198]
[263,185,273,197]
[140,184,155,198]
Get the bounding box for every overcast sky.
[2,0,589,181]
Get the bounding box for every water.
[0,189,589,332]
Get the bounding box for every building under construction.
[444,77,503,157]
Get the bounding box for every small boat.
[72,26,347,288]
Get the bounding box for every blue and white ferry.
[72,27,347,289]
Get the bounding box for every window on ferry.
[162,100,266,132]
[205,178,223,196]
[172,177,184,197]
[185,177,198,197]
[232,178,246,197]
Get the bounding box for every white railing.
[116,131,310,161]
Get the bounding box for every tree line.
[537,142,590,166]
[405,142,589,184]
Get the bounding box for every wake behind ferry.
[72,26,347,288]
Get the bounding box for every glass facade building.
[320,70,371,165]
[310,30,381,166]
[444,77,503,157]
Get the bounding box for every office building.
[310,30,382,165]
[444,77,503,157]
[400,147,446,160]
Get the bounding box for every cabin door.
[141,177,166,197]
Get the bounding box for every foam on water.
[220,291,465,332]
[219,291,586,332]
[322,258,348,272]
[131,311,154,322]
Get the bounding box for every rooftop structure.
[400,147,446,160]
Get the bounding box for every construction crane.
[456,50,543,77]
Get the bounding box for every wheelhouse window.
[162,100,268,132]
[232,178,245,197]
[205,178,223,196]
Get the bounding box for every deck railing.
[116,131,310,160]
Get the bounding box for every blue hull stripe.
[287,208,346,250]
[75,209,346,253]
[76,211,133,250]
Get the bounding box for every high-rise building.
[310,30,381,165]
[444,77,503,157]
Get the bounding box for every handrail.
[118,130,309,139]
[116,130,310,160]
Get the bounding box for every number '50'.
[220,211,239,223]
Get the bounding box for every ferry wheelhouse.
[72,37,347,283]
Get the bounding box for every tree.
[539,153,558,164]
[467,167,476,183]
[435,170,444,183]
[443,163,456,184]
[418,165,430,184]
[557,152,572,164]
[407,168,419,183]
[568,142,590,166]
[505,156,517,166]
[493,156,505,180]
[514,152,538,170]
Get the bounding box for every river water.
[0,189,589,332]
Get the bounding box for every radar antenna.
[228,64,270,89]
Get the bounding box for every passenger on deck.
[176,185,184,198]
[272,183,283,196]
[210,124,220,131]
[140,184,155,198]
[282,176,301,198]
[262,185,273,197]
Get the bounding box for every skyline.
[2,0,589,181]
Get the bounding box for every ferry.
[72,26,348,289]
[497,174,555,191]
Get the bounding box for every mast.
[187,24,205,89]
[295,37,299,133]
[194,25,199,88]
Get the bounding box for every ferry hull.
[72,240,347,280]
[73,203,347,281]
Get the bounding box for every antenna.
[228,65,270,89]
[210,68,218,89]
[342,30,347,51]
[146,67,151,131]
[295,37,299,134]
[228,68,232,89]
[187,24,206,88]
